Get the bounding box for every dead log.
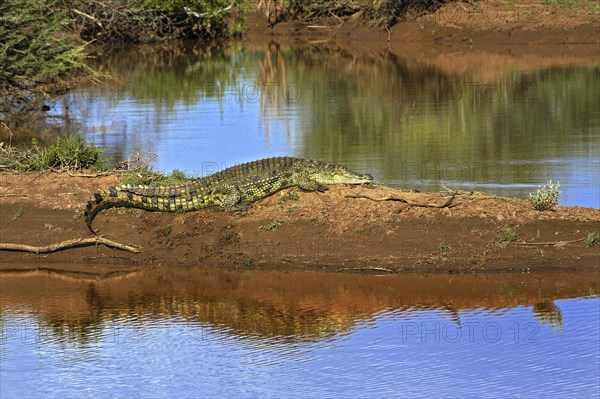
[344,189,457,208]
[0,236,141,254]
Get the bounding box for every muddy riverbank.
[1,171,598,274]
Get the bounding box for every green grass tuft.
[11,206,23,220]
[498,225,518,243]
[529,180,560,211]
[438,242,449,253]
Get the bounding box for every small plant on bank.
[259,220,282,231]
[498,225,518,243]
[438,242,449,253]
[529,180,560,211]
[278,189,299,203]
[585,231,599,247]
[11,206,23,220]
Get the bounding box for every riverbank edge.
[1,171,599,275]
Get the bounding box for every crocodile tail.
[84,189,132,234]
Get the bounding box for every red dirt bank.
[1,171,598,274]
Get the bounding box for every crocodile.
[84,156,373,233]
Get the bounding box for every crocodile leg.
[211,183,243,208]
[298,179,328,192]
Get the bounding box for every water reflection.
[2,42,598,207]
[1,268,599,397]
[1,268,597,342]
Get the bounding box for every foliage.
[497,225,517,243]
[0,0,87,95]
[437,242,449,252]
[71,0,252,43]
[540,0,578,7]
[529,180,561,211]
[6,136,107,172]
[585,231,599,247]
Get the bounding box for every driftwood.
[344,189,457,208]
[338,266,395,273]
[511,238,585,247]
[0,237,141,254]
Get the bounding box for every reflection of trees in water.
[290,48,599,185]
[3,270,596,346]
[7,43,597,187]
[257,41,291,145]
[532,301,563,330]
[37,294,357,346]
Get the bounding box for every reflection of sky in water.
[61,79,295,172]
[47,49,600,208]
[2,297,598,398]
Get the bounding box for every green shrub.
[586,232,599,247]
[529,180,561,211]
[19,136,106,171]
[0,0,86,94]
[75,0,251,42]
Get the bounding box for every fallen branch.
[344,189,457,208]
[338,266,395,273]
[72,8,104,28]
[511,238,585,246]
[0,236,141,253]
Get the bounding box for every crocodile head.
[310,163,373,185]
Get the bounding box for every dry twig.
[0,236,141,253]
[511,238,585,247]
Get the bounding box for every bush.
[529,180,561,211]
[72,0,251,43]
[586,232,599,247]
[18,136,106,171]
[0,0,86,95]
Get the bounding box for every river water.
[1,42,599,397]
[1,269,599,398]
